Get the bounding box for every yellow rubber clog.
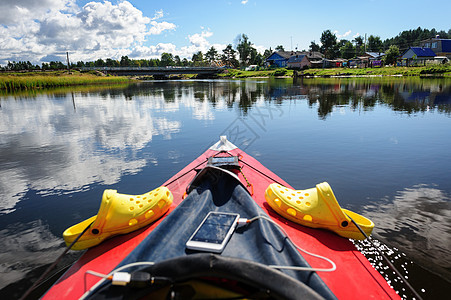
[265,182,374,240]
[63,186,173,250]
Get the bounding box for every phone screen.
[191,213,238,244]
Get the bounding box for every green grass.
[219,65,451,78]
[0,70,131,92]
[220,68,294,78]
[302,65,451,77]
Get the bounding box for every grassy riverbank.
[220,64,451,78]
[0,70,131,92]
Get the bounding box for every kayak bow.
[43,136,399,300]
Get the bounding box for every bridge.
[81,66,222,77]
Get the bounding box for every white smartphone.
[186,212,240,253]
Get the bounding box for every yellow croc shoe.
[265,182,374,240]
[63,186,173,250]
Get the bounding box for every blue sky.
[0,0,450,65]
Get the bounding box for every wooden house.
[420,37,451,59]
[287,54,310,69]
[265,51,293,68]
[266,51,323,68]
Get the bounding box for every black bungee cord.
[19,221,94,300]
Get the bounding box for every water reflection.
[0,78,450,295]
[0,92,182,214]
[291,77,451,118]
[0,220,62,286]
[361,184,451,279]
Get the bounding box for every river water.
[0,77,450,299]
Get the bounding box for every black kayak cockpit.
[87,253,325,300]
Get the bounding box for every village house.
[265,51,323,68]
[420,37,451,59]
[400,47,436,66]
[287,54,310,69]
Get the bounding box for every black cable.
[164,159,207,187]
[345,214,423,300]
[21,155,210,299]
[239,158,286,186]
[19,221,94,300]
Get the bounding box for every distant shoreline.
[0,70,131,92]
[1,66,450,92]
[219,65,451,78]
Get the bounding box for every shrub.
[273,68,288,76]
[419,65,451,74]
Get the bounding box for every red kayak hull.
[43,147,399,299]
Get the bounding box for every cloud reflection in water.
[0,93,181,214]
[362,184,451,280]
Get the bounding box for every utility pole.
[66,52,70,72]
[364,34,367,53]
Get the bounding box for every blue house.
[401,47,436,66]
[420,37,451,59]
[265,51,293,68]
[266,51,323,68]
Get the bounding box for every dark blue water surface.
[0,78,450,298]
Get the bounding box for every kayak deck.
[43,146,399,299]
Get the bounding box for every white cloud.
[0,92,182,214]
[0,1,177,64]
[241,0,249,4]
[0,1,256,64]
[129,43,178,59]
[188,31,213,48]
[0,0,76,24]
[334,30,352,39]
[149,20,177,35]
[151,9,164,20]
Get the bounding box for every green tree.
[94,58,105,67]
[174,55,181,66]
[149,59,159,67]
[340,41,355,59]
[205,46,218,63]
[222,44,239,67]
[160,52,175,67]
[309,41,320,52]
[383,45,400,66]
[263,48,272,58]
[353,36,365,56]
[275,45,285,51]
[192,51,205,66]
[367,35,383,52]
[249,48,264,66]
[105,58,119,67]
[236,34,254,66]
[120,56,131,67]
[320,30,338,59]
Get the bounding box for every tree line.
[309,27,451,62]
[0,34,266,71]
[1,27,450,72]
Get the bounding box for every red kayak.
[43,136,399,299]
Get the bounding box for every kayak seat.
[63,186,173,250]
[265,182,373,240]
